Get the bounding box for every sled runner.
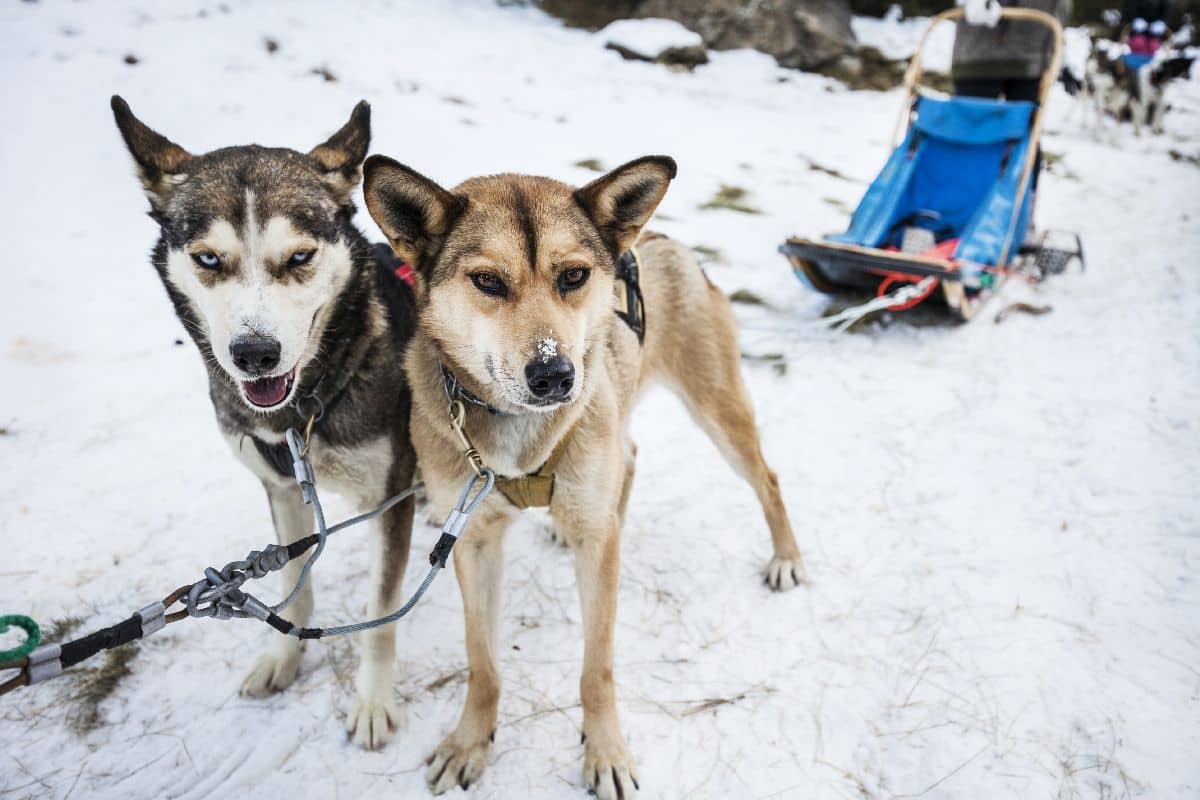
[780,8,1083,322]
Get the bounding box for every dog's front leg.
[346,491,414,750]
[562,508,638,799]
[241,481,313,696]
[427,504,511,793]
[1150,95,1166,134]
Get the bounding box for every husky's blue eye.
[192,252,220,270]
[288,250,316,267]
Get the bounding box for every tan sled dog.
[362,155,805,798]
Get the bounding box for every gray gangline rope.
[273,427,331,613]
[3,426,494,693]
[285,461,495,638]
[183,426,495,638]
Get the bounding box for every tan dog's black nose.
[525,356,574,400]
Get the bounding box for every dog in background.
[362,155,806,797]
[1133,54,1195,134]
[1065,39,1195,136]
[112,97,417,750]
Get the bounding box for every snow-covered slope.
[1,2,1198,799]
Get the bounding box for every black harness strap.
[615,249,646,344]
[252,436,294,478]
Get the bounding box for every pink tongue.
[242,375,289,407]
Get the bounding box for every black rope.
[59,614,146,669]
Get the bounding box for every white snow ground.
[1,2,1198,799]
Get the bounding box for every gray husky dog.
[112,96,416,749]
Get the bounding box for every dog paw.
[426,731,492,793]
[583,731,639,800]
[346,692,402,751]
[766,555,807,592]
[239,647,302,697]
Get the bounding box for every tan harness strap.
[495,419,579,509]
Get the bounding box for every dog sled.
[781,8,1083,322]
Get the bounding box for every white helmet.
[1132,17,1149,32]
[1149,19,1168,36]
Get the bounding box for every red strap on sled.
[875,238,957,311]
[394,263,415,287]
[876,272,939,310]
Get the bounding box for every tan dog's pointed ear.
[309,100,371,202]
[111,95,192,213]
[574,155,676,253]
[363,155,465,269]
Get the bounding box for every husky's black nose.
[230,336,281,376]
[525,356,575,400]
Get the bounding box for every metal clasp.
[300,412,317,458]
[448,400,485,477]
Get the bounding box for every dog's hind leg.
[427,506,511,794]
[663,295,806,591]
[346,486,415,750]
[240,482,314,697]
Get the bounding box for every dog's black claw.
[613,766,624,800]
[458,766,468,790]
[633,776,640,791]
[580,732,587,745]
[490,729,496,743]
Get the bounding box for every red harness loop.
[394,263,415,287]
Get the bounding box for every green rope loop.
[0,615,41,662]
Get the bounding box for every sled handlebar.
[901,7,1065,103]
[893,7,1065,270]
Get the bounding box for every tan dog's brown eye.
[471,272,508,297]
[558,267,590,292]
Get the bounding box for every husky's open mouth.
[241,367,296,409]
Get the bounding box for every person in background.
[1124,0,1173,35]
[951,0,1072,239]
[1127,17,1170,56]
[953,0,1073,104]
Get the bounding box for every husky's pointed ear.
[363,155,465,269]
[574,155,676,253]
[111,95,192,213]
[309,100,371,202]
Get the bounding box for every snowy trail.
[1,2,1198,798]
